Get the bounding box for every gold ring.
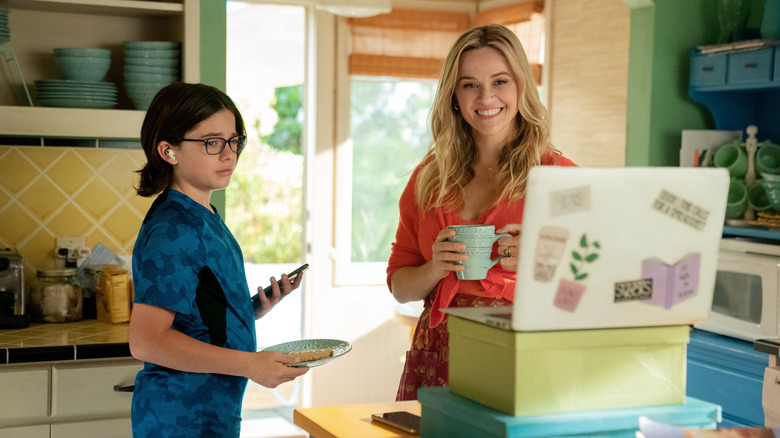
[503,248,512,258]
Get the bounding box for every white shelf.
[0,0,182,16]
[0,0,198,140]
[0,106,145,138]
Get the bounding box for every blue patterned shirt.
[131,189,256,437]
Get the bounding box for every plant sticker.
[554,233,600,312]
[570,233,600,281]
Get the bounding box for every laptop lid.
[444,166,729,332]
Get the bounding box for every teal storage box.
[448,316,689,416]
[418,387,721,438]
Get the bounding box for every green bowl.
[763,181,780,211]
[124,48,180,59]
[54,47,110,58]
[124,57,179,68]
[124,64,179,75]
[54,55,111,81]
[123,40,179,50]
[762,172,780,183]
[123,72,177,84]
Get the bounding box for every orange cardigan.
[387,153,577,328]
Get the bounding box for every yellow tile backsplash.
[0,145,153,287]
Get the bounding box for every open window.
[333,3,544,286]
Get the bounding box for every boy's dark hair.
[135,82,247,197]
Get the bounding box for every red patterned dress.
[387,152,576,401]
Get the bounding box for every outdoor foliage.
[227,85,304,264]
[262,85,303,155]
[350,80,434,262]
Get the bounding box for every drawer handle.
[113,384,135,393]
[745,63,758,68]
[702,66,713,72]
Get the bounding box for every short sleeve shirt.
[131,189,256,438]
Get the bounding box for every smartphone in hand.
[262,263,309,297]
[251,264,309,317]
[371,411,420,435]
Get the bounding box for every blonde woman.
[387,24,576,401]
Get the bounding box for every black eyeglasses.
[180,135,246,155]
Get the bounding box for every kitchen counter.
[0,319,130,365]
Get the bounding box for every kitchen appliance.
[0,248,28,328]
[695,238,780,341]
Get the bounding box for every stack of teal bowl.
[36,48,117,109]
[0,6,9,45]
[123,41,180,110]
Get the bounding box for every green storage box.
[448,316,689,416]
[418,387,720,438]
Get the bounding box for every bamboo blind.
[347,2,545,83]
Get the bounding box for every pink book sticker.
[641,253,701,309]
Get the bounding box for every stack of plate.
[0,7,9,45]
[34,79,117,109]
[123,41,180,110]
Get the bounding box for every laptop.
[443,166,730,332]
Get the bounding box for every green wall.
[200,0,228,213]
[624,0,721,166]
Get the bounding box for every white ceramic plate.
[263,338,352,367]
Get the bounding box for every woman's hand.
[431,227,468,279]
[389,227,467,303]
[254,271,304,319]
[496,224,522,271]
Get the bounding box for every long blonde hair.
[415,24,558,212]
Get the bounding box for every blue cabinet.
[689,43,780,142]
[686,329,766,427]
[727,47,775,85]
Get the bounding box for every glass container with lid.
[29,268,83,323]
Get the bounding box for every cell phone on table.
[251,264,309,315]
[371,411,420,435]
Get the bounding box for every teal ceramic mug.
[714,141,747,179]
[447,225,511,280]
[726,180,748,218]
[756,142,780,176]
[747,182,771,212]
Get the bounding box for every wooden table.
[293,401,421,438]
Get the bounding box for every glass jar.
[80,264,110,320]
[29,268,83,323]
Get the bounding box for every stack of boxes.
[417,318,722,437]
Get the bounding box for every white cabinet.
[0,425,50,438]
[51,360,139,418]
[51,418,131,438]
[0,358,143,438]
[0,365,50,420]
[0,0,200,139]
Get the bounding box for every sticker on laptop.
[550,185,591,217]
[553,233,599,312]
[651,190,709,231]
[640,253,700,309]
[614,278,653,303]
[533,226,570,283]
